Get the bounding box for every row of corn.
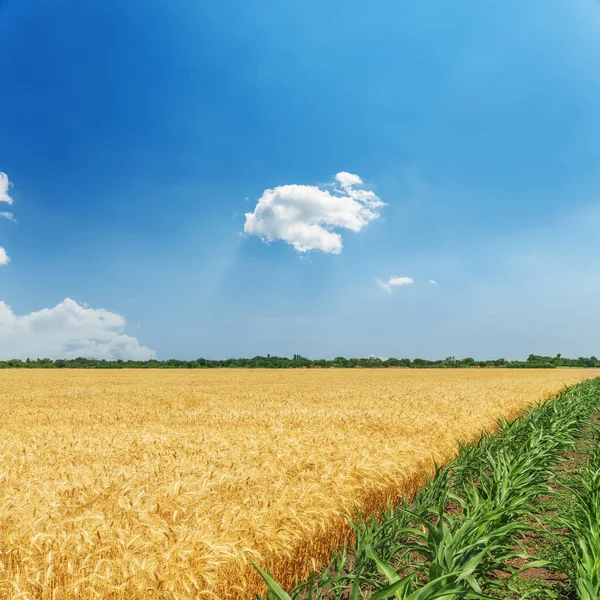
[254,377,600,599]
[554,427,600,600]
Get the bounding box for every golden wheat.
[0,368,598,599]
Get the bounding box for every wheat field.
[0,368,599,600]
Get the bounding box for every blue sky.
[0,0,599,360]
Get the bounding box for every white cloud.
[377,276,414,293]
[0,298,156,360]
[244,172,384,254]
[428,279,438,285]
[0,172,15,266]
[0,172,13,205]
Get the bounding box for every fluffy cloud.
[428,279,438,285]
[0,298,156,360]
[377,276,414,293]
[244,172,384,254]
[0,172,12,205]
[0,172,14,265]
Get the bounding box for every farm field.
[1,369,599,599]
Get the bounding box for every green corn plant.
[552,435,600,600]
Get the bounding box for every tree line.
[0,353,598,369]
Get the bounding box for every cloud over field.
[244,172,384,254]
[0,298,156,360]
[377,276,414,293]
[0,172,14,265]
